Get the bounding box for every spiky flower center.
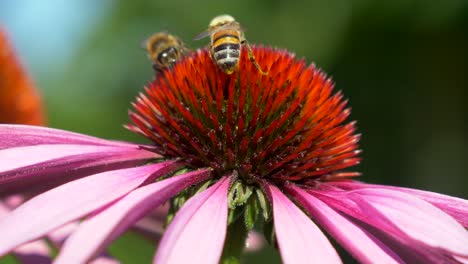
[128,46,360,186]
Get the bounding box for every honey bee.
[194,14,267,75]
[143,32,189,73]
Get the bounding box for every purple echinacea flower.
[0,46,467,263]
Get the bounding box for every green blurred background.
[1,0,467,263]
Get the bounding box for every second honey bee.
[143,32,189,73]
[194,14,267,75]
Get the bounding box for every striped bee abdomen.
[211,30,241,74]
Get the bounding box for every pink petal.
[2,198,119,263]
[0,144,156,194]
[352,188,468,257]
[455,256,468,264]
[12,240,51,264]
[48,222,80,247]
[0,144,142,172]
[55,169,212,264]
[0,124,132,149]
[89,257,121,264]
[267,184,341,264]
[311,188,464,261]
[48,222,123,264]
[347,214,460,263]
[332,181,468,227]
[154,176,230,264]
[0,162,179,257]
[286,185,403,264]
[1,198,52,264]
[396,188,468,228]
[3,194,25,207]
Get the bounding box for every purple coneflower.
[0,46,467,263]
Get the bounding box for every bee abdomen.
[213,43,240,73]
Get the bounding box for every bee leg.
[242,40,268,75]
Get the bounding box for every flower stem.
[220,208,249,264]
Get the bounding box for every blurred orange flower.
[0,28,45,126]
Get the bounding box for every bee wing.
[239,24,247,33]
[140,37,150,50]
[193,29,213,41]
[193,23,240,41]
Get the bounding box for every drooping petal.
[0,143,157,194]
[267,184,341,264]
[347,214,461,263]
[0,124,133,149]
[395,188,468,228]
[0,162,180,257]
[311,188,465,262]
[55,169,212,264]
[285,184,403,264]
[350,188,468,257]
[154,176,230,264]
[331,181,468,227]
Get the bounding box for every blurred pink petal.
[55,169,211,264]
[1,193,127,264]
[244,231,266,253]
[89,257,121,264]
[0,162,178,256]
[268,184,341,264]
[287,185,403,264]
[132,215,165,241]
[146,203,170,222]
[455,256,468,264]
[3,194,24,207]
[12,240,51,264]
[48,222,80,247]
[154,176,230,264]
[130,204,171,240]
[48,221,121,264]
[1,198,51,263]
